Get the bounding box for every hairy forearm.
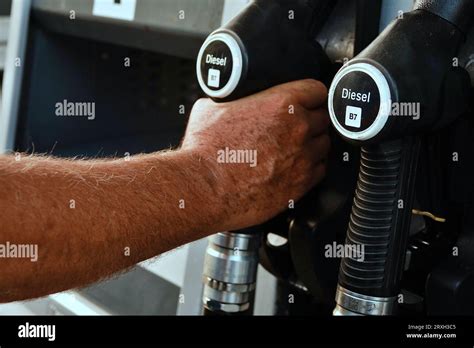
[0,150,222,302]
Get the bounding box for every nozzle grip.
[338,137,420,300]
[196,0,333,102]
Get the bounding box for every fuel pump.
[196,0,335,315]
[327,0,474,316]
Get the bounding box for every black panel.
[16,18,203,158]
[0,0,11,16]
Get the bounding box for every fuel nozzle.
[196,0,334,101]
[202,232,260,315]
[328,0,473,316]
[196,0,336,316]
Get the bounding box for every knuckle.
[289,116,310,139]
[295,155,313,176]
[294,120,310,138]
[304,79,328,95]
[277,92,296,109]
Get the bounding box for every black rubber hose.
[338,138,421,298]
[414,0,474,34]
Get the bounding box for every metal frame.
[176,238,208,315]
[0,0,31,154]
[221,0,249,25]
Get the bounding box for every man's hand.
[182,79,331,230]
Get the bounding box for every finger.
[307,134,331,164]
[305,108,331,137]
[309,162,327,188]
[281,79,328,110]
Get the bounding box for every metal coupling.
[202,231,260,314]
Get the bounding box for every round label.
[332,71,381,132]
[328,62,392,141]
[199,40,234,91]
[196,32,244,99]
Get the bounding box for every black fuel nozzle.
[328,1,473,316]
[196,0,335,102]
[196,0,336,316]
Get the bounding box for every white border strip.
[50,292,110,315]
[0,0,31,153]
